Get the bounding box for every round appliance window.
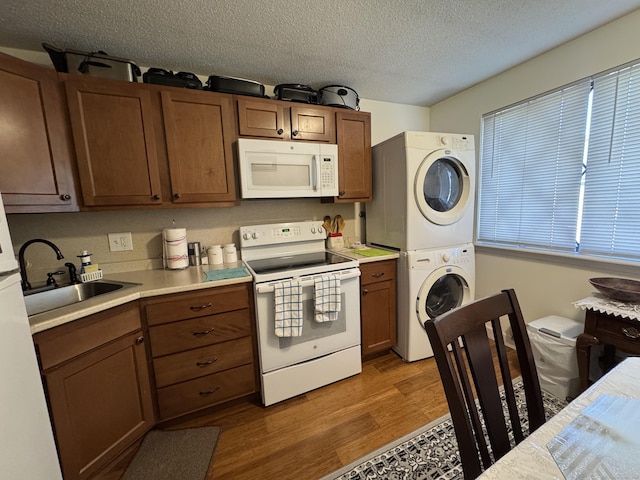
[424,274,466,319]
[414,152,471,226]
[424,159,462,212]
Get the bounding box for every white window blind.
[478,81,591,251]
[580,64,640,261]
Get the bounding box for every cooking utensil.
[323,216,332,233]
[334,215,345,233]
[318,85,360,110]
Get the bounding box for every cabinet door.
[361,279,397,357]
[65,78,163,206]
[335,110,372,201]
[237,97,287,139]
[0,51,78,212]
[290,105,336,142]
[44,330,154,480]
[161,89,237,203]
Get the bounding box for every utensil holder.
[326,233,345,250]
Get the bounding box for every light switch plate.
[108,232,133,252]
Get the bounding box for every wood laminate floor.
[103,348,520,480]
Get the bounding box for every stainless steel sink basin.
[24,280,139,316]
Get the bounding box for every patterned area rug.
[320,380,567,480]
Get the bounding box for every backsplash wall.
[9,199,355,286]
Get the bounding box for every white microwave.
[237,138,338,198]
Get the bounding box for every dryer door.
[414,150,471,226]
[415,265,473,326]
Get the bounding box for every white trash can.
[526,315,584,401]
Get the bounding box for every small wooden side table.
[575,300,640,393]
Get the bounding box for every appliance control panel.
[240,221,326,248]
[439,135,474,151]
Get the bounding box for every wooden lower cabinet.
[143,283,257,421]
[34,303,154,480]
[360,260,397,358]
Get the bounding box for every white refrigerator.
[0,193,62,479]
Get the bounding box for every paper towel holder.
[163,227,189,270]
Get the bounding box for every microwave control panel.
[321,156,336,188]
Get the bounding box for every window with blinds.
[478,59,640,263]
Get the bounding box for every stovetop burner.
[245,251,353,276]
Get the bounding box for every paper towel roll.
[163,228,188,269]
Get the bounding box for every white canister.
[223,243,238,263]
[207,245,224,265]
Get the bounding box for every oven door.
[254,267,361,373]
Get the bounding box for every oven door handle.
[255,269,361,293]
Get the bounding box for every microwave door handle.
[311,155,318,191]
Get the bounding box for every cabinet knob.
[292,130,298,136]
[339,191,346,196]
[152,194,160,201]
[622,327,640,339]
[135,336,144,345]
[363,289,369,296]
[174,193,181,199]
[59,194,71,201]
[277,128,284,135]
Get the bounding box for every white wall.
[430,9,640,322]
[3,46,429,285]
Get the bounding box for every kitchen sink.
[24,280,139,317]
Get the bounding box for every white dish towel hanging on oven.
[314,274,341,322]
[274,279,303,337]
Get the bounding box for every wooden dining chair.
[423,289,546,479]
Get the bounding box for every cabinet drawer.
[157,363,256,420]
[359,260,396,286]
[149,308,251,357]
[593,314,640,346]
[35,302,141,370]
[153,336,253,387]
[145,284,249,326]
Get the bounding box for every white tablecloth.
[477,357,640,479]
[573,294,640,321]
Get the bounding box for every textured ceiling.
[2,0,640,106]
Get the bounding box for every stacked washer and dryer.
[366,131,476,362]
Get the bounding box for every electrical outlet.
[108,232,133,252]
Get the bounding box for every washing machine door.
[414,150,471,226]
[416,266,472,326]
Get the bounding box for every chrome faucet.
[18,239,65,291]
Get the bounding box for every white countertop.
[28,262,251,334]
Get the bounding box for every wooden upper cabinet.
[237,97,286,139]
[0,52,78,212]
[290,105,335,142]
[65,77,163,207]
[161,89,237,203]
[237,96,336,142]
[334,110,372,202]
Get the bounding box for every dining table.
[477,356,640,479]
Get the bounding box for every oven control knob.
[441,253,450,262]
[311,227,316,234]
[252,232,260,240]
[243,232,251,241]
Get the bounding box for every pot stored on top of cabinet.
[318,85,360,110]
[273,84,318,104]
[142,68,203,89]
[204,75,266,97]
[42,43,141,82]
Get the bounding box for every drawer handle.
[196,358,218,367]
[190,302,213,311]
[192,327,215,337]
[371,272,385,278]
[199,386,221,397]
[622,327,640,339]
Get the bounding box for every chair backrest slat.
[424,289,546,479]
